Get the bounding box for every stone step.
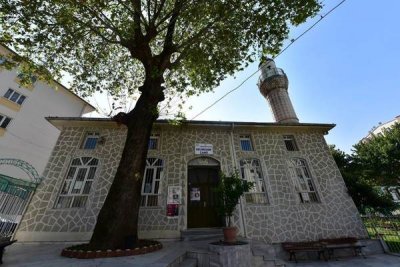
[181,228,223,241]
[177,258,197,267]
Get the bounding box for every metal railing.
[361,215,400,253]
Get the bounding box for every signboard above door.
[195,143,213,155]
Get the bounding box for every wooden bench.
[319,237,366,260]
[282,241,326,263]
[0,236,17,264]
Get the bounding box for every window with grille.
[148,134,159,150]
[3,88,26,105]
[140,158,163,207]
[82,132,99,149]
[54,157,98,209]
[283,135,299,151]
[288,158,319,203]
[240,159,268,204]
[0,114,12,129]
[240,135,253,151]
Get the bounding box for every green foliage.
[329,145,398,215]
[353,123,400,185]
[0,0,322,115]
[214,171,253,226]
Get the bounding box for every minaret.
[258,58,299,123]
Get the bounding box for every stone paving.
[2,241,400,267]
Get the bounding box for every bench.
[319,237,366,260]
[0,237,17,264]
[282,241,326,263]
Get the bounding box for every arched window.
[54,157,98,209]
[288,158,319,203]
[240,159,268,204]
[140,158,164,207]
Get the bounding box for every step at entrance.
[181,228,223,241]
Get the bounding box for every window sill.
[0,97,21,112]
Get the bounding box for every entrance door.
[187,167,223,228]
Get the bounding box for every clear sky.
[181,0,400,154]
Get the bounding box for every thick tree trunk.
[88,80,164,250]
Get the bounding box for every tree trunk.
[88,80,164,250]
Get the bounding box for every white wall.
[0,64,91,181]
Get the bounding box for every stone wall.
[15,122,367,242]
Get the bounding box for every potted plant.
[215,171,253,243]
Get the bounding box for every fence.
[361,215,400,253]
[0,174,36,237]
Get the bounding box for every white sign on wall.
[167,186,182,204]
[195,143,213,155]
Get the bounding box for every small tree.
[215,171,253,227]
[329,145,398,215]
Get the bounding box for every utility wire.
[190,0,347,120]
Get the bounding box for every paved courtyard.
[2,241,400,267]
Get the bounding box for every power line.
[190,0,347,120]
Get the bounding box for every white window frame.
[283,135,299,151]
[140,158,164,207]
[240,158,268,204]
[288,158,319,203]
[148,134,160,150]
[0,114,12,129]
[54,157,98,209]
[239,135,254,151]
[3,88,27,105]
[82,132,100,149]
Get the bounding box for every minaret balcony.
[258,67,286,85]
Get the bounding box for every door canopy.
[0,158,42,184]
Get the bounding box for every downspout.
[229,122,248,238]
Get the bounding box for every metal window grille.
[54,157,98,209]
[83,133,99,149]
[283,135,299,151]
[3,88,26,106]
[288,158,319,203]
[0,114,12,129]
[148,134,159,150]
[240,159,268,204]
[240,135,253,151]
[140,158,163,207]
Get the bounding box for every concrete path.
[2,241,400,267]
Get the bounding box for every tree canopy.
[1,0,321,115]
[353,122,400,185]
[330,144,398,215]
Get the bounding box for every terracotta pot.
[223,226,237,243]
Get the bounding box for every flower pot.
[223,226,237,243]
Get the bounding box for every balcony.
[258,67,285,85]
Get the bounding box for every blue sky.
[184,0,400,154]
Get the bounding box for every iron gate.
[0,159,42,237]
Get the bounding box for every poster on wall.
[167,186,182,204]
[166,204,179,217]
[190,187,201,201]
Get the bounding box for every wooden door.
[187,167,223,228]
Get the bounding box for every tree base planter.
[209,241,251,267]
[61,240,162,259]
